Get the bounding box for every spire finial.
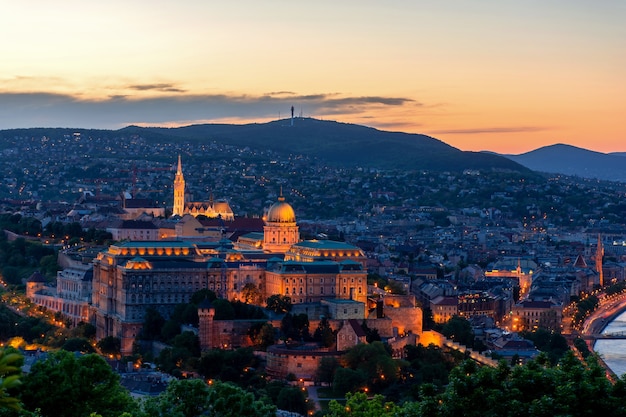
[278,186,285,202]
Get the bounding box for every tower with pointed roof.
[173,155,185,216]
[171,157,234,220]
[596,234,604,286]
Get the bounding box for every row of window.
[284,286,364,295]
[283,277,363,284]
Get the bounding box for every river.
[594,310,626,377]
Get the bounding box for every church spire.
[278,185,285,202]
[173,155,186,217]
[596,233,604,287]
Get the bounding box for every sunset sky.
[1,1,624,154]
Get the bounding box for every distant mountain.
[501,144,626,182]
[118,118,528,172]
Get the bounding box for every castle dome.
[266,195,296,223]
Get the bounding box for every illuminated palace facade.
[92,168,367,354]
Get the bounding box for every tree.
[207,380,276,417]
[141,378,210,417]
[0,348,22,412]
[341,341,398,391]
[327,392,399,417]
[171,303,199,327]
[62,337,95,353]
[241,283,262,305]
[20,350,137,417]
[276,386,307,415]
[413,352,626,417]
[160,320,181,342]
[441,315,475,348]
[212,299,235,320]
[2,267,21,286]
[266,295,292,314]
[313,317,335,347]
[248,323,275,350]
[141,307,166,340]
[171,331,201,357]
[190,289,217,305]
[315,356,339,386]
[97,336,121,356]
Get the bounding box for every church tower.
[596,233,604,287]
[173,155,185,216]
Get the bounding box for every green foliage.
[15,316,53,344]
[43,222,112,245]
[61,337,95,353]
[247,322,275,350]
[230,300,266,319]
[207,380,276,417]
[160,320,181,342]
[402,344,459,390]
[171,331,201,357]
[409,352,626,417]
[144,379,276,417]
[340,341,398,392]
[190,289,216,305]
[1,267,21,286]
[280,313,310,341]
[97,336,121,356]
[440,315,475,348]
[327,392,399,417]
[313,317,335,347]
[20,351,137,417]
[573,337,591,358]
[521,328,569,364]
[0,215,41,236]
[240,282,262,305]
[315,356,340,386]
[197,348,260,385]
[141,307,165,340]
[141,378,211,417]
[171,303,199,326]
[266,294,292,313]
[332,367,367,395]
[573,295,600,327]
[212,299,235,320]
[0,305,21,340]
[0,348,23,411]
[276,386,307,415]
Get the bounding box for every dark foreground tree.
[0,348,23,412]
[142,379,276,417]
[19,350,137,417]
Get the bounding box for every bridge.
[581,330,626,340]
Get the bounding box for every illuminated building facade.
[265,259,368,305]
[172,155,234,220]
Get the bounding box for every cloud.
[264,91,296,96]
[127,83,186,93]
[0,91,420,129]
[428,126,550,135]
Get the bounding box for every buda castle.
[84,157,372,354]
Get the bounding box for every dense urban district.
[1,127,626,417]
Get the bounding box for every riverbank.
[581,292,626,380]
[584,292,626,340]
